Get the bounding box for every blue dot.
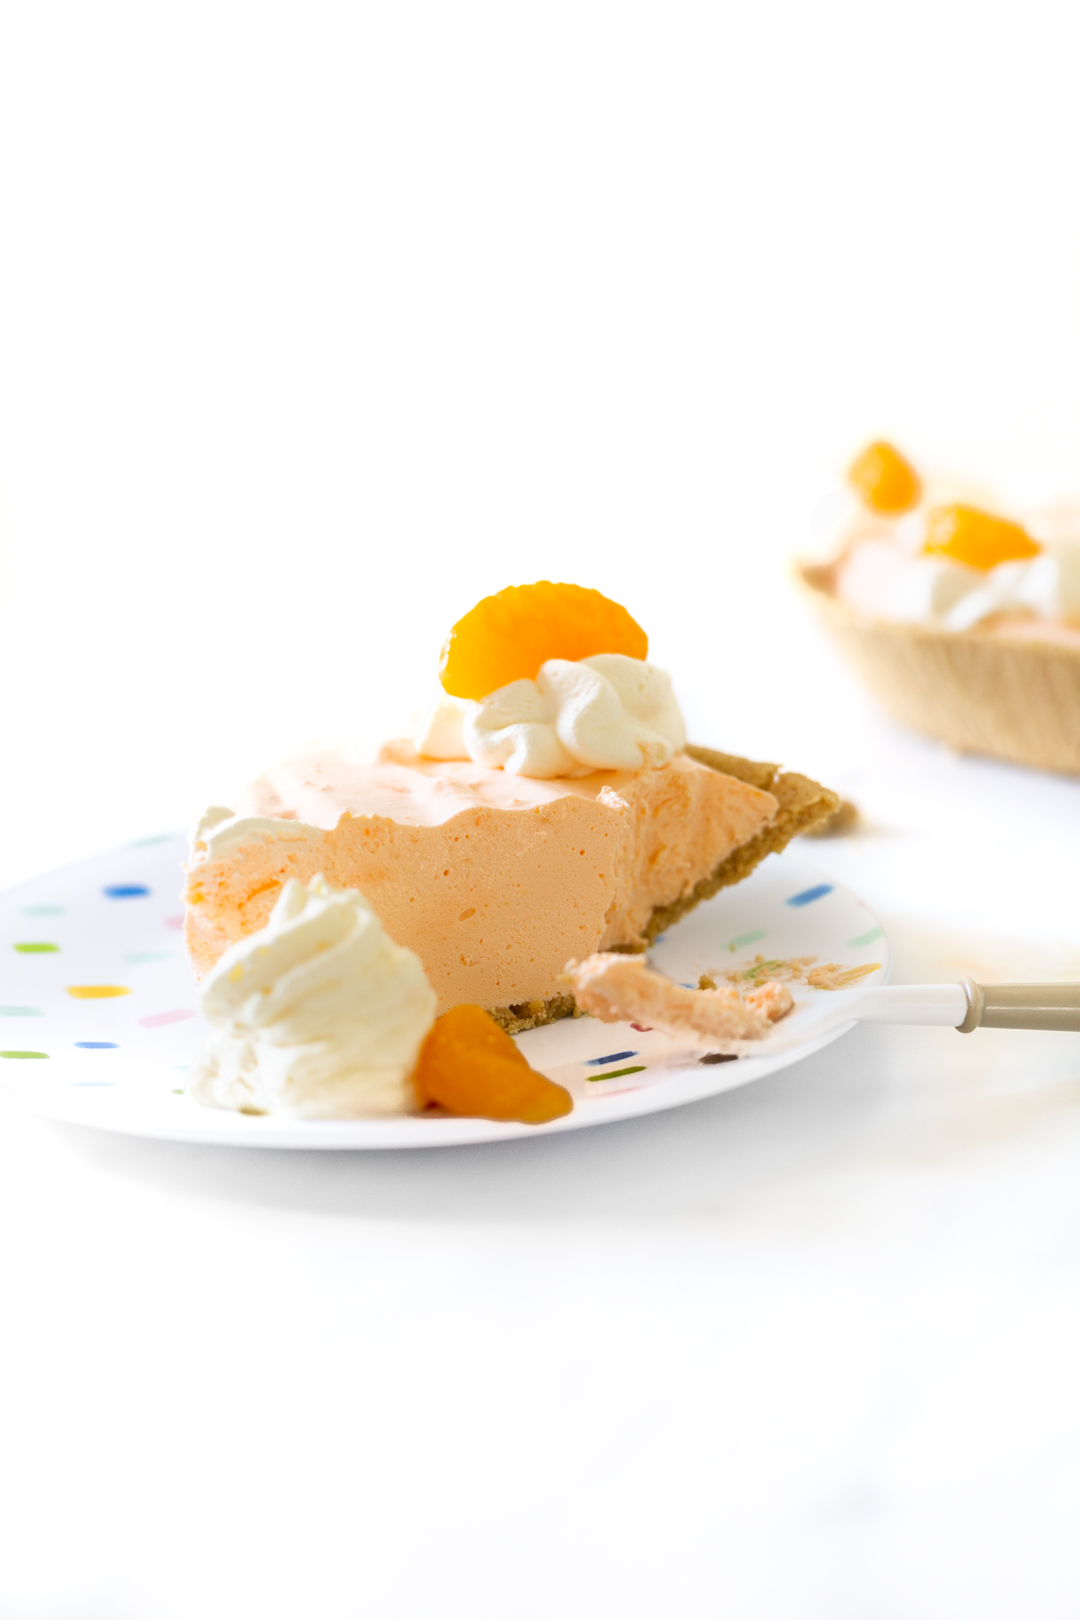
[75,1041,118,1049]
[786,883,834,907]
[585,1050,638,1066]
[104,884,150,899]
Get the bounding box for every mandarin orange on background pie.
[413,1002,573,1124]
[438,581,648,700]
[923,503,1040,570]
[848,440,922,515]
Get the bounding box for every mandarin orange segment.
[439,581,648,700]
[413,1003,573,1124]
[848,440,922,515]
[923,503,1039,570]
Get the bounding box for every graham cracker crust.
[490,746,839,1035]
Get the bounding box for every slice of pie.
[185,583,837,1032]
[184,738,837,1034]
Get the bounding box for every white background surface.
[2,3,1080,1616]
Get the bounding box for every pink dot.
[164,916,185,931]
[139,1009,196,1029]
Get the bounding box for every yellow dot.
[66,985,132,999]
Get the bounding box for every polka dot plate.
[0,836,889,1148]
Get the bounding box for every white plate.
[0,837,889,1148]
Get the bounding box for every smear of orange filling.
[565,953,793,1043]
[413,1003,572,1124]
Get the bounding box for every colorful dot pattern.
[0,837,206,1091]
[3,846,203,1072]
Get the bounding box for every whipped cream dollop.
[189,874,436,1119]
[190,803,323,860]
[414,653,686,778]
[834,540,982,623]
[942,544,1080,630]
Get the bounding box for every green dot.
[1,1050,50,1060]
[586,1065,646,1082]
[130,833,177,846]
[847,925,884,948]
[14,943,60,954]
[0,1006,45,1017]
[20,904,65,917]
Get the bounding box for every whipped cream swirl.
[189,875,436,1119]
[943,544,1080,630]
[826,486,1080,631]
[415,653,686,778]
[837,538,1080,629]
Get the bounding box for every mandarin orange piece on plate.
[439,581,648,700]
[413,1003,573,1124]
[923,503,1039,570]
[848,440,922,515]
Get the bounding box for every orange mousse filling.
[184,741,779,1016]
